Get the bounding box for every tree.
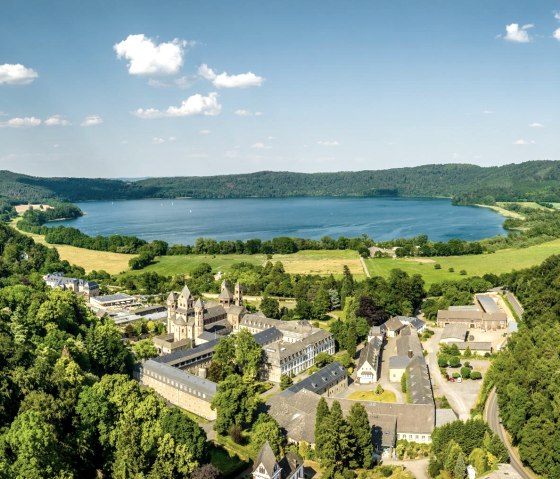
[346,403,373,468]
[401,370,408,393]
[133,339,158,361]
[468,448,488,477]
[190,464,222,479]
[460,367,471,379]
[260,297,280,319]
[251,414,285,457]
[211,375,260,435]
[84,321,133,376]
[280,374,293,391]
[453,453,466,479]
[319,401,351,470]
[314,398,330,457]
[315,352,334,368]
[345,320,357,358]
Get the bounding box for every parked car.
[457,377,462,383]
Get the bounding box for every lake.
[51,197,506,245]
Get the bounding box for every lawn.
[365,238,560,286]
[347,390,397,402]
[11,219,134,274]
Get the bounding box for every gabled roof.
[357,338,382,371]
[385,316,405,332]
[254,441,278,477]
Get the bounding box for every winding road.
[485,388,535,479]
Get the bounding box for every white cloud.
[152,137,165,144]
[514,139,535,145]
[250,142,271,149]
[134,92,221,119]
[317,140,340,147]
[114,34,189,76]
[483,110,494,114]
[168,136,176,142]
[148,74,198,89]
[554,11,560,21]
[504,23,532,43]
[0,116,41,128]
[81,115,103,127]
[198,64,264,88]
[45,115,71,126]
[554,28,560,41]
[529,122,544,128]
[0,64,38,85]
[234,109,263,116]
[199,129,211,135]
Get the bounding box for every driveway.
[383,458,429,479]
[425,328,485,420]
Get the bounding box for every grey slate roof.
[154,338,219,367]
[453,341,493,351]
[253,327,284,346]
[406,356,433,405]
[357,337,382,371]
[140,359,217,401]
[254,441,278,477]
[475,294,501,314]
[369,323,387,336]
[396,327,423,357]
[93,293,134,303]
[287,361,347,395]
[279,452,303,479]
[385,316,405,332]
[440,324,469,342]
[389,356,411,369]
[435,408,457,427]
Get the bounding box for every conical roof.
[194,298,204,309]
[167,292,178,302]
[180,285,192,300]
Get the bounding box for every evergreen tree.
[319,401,351,471]
[314,397,329,457]
[345,320,357,358]
[453,454,466,479]
[279,374,293,391]
[346,403,373,468]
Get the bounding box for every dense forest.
[5,160,560,204]
[486,255,560,477]
[0,224,211,478]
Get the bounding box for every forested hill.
[3,160,560,203]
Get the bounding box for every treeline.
[379,235,484,257]
[0,223,212,478]
[485,255,560,477]
[6,161,560,204]
[429,419,508,478]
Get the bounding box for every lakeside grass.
[365,238,560,286]
[11,219,134,274]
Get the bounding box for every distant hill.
[3,161,560,204]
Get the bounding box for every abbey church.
[155,281,246,353]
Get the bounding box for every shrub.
[438,356,449,368]
[449,356,461,368]
[460,367,471,379]
[229,424,243,444]
[470,371,482,380]
[375,384,384,395]
[448,267,455,272]
[434,263,442,269]
[460,270,467,275]
[452,372,460,379]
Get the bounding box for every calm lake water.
[51,197,506,245]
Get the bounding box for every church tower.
[234,282,243,306]
[166,292,178,335]
[194,299,205,338]
[219,280,234,307]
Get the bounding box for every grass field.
[131,249,365,278]
[366,238,560,286]
[272,250,364,278]
[11,219,134,274]
[347,390,397,402]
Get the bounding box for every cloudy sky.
[1,0,559,177]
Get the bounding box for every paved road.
[424,332,470,420]
[485,388,534,479]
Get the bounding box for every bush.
[434,263,442,270]
[470,371,482,380]
[452,372,460,379]
[229,424,243,444]
[380,466,393,477]
[449,356,461,368]
[460,367,471,379]
[448,267,455,272]
[438,356,449,368]
[460,270,467,275]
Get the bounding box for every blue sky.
[1,0,559,177]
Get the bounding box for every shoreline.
[474,204,525,221]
